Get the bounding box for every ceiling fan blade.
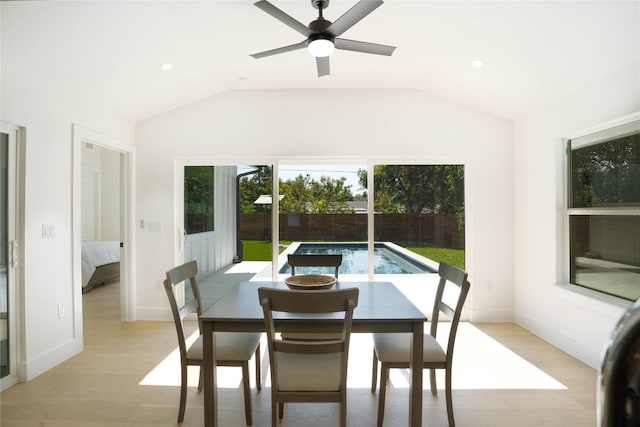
[316,56,330,77]
[254,0,311,37]
[251,40,309,59]
[334,38,396,56]
[325,0,383,37]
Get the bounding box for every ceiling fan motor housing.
[309,17,333,38]
[311,0,330,10]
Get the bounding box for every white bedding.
[82,241,120,287]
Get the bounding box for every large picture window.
[567,115,640,300]
[237,163,465,275]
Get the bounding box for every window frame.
[563,112,640,301]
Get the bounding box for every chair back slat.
[262,287,355,314]
[166,260,198,289]
[287,254,343,278]
[275,340,345,355]
[438,301,456,320]
[438,262,468,287]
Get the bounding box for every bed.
[82,241,120,293]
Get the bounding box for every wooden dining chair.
[287,253,343,278]
[163,260,262,424]
[258,287,359,427]
[370,262,470,427]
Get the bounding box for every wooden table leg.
[203,322,218,427]
[409,321,423,427]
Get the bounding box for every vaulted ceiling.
[2,0,638,122]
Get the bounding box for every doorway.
[72,125,135,325]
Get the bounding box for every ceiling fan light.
[308,39,335,57]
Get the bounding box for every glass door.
[276,163,368,279]
[0,131,8,379]
[0,123,17,386]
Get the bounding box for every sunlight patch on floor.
[379,323,567,391]
[139,330,247,388]
[223,261,270,275]
[140,323,566,391]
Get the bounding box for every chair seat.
[187,332,262,361]
[276,352,341,391]
[372,333,446,363]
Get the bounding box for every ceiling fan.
[250,0,396,77]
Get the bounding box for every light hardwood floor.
[1,282,598,426]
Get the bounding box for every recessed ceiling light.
[471,60,484,68]
[161,63,173,71]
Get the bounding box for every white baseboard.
[23,338,82,381]
[468,308,513,322]
[136,307,173,321]
[515,311,600,369]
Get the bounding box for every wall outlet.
[57,304,66,319]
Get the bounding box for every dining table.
[200,280,427,427]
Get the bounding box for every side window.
[184,166,214,234]
[567,116,640,300]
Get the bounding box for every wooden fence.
[239,213,464,249]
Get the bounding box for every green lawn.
[241,240,274,261]
[241,240,464,269]
[404,245,465,269]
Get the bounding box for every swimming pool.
[278,242,437,275]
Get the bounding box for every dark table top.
[200,281,427,331]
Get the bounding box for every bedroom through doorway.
[73,124,135,335]
[81,143,122,307]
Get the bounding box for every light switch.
[42,224,55,239]
[148,221,162,232]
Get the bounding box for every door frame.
[0,121,23,390]
[72,124,136,322]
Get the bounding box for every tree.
[239,168,356,214]
[279,175,312,213]
[308,176,353,213]
[239,166,272,213]
[571,134,639,207]
[360,164,464,221]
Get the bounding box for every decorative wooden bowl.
[284,274,337,290]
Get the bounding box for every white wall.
[513,62,640,368]
[1,44,134,380]
[135,89,513,321]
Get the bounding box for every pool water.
[279,242,436,275]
